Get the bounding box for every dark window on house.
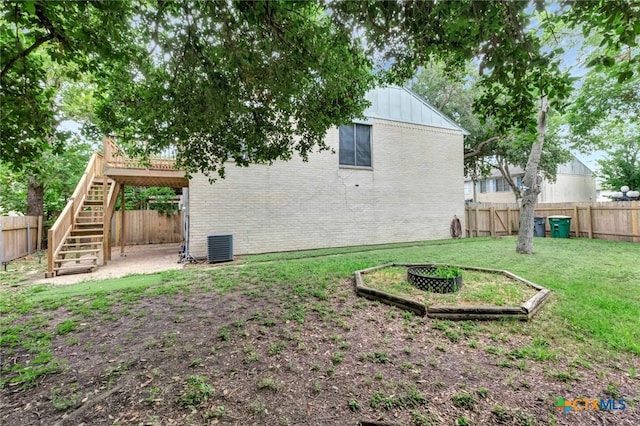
[339,124,372,167]
[495,178,511,192]
[477,180,491,193]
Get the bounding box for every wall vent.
[207,234,233,263]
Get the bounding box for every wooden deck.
[103,167,188,188]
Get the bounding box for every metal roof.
[363,86,469,134]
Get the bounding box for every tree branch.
[437,87,454,111]
[496,155,520,200]
[464,136,502,159]
[2,1,72,80]
[0,34,54,80]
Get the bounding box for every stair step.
[61,243,101,249]
[64,234,103,239]
[84,200,104,205]
[71,232,103,238]
[54,264,97,275]
[58,248,100,255]
[66,233,104,239]
[62,240,101,245]
[75,222,104,227]
[55,256,98,264]
[58,243,102,256]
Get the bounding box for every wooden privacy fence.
[465,201,640,243]
[0,216,43,263]
[110,210,183,245]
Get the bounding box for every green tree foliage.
[121,187,180,214]
[597,139,640,191]
[567,64,639,149]
[2,0,639,255]
[1,0,138,167]
[0,164,25,215]
[3,1,637,176]
[330,1,574,130]
[410,63,570,193]
[0,55,96,218]
[563,13,639,192]
[562,0,640,83]
[0,138,92,223]
[92,1,375,178]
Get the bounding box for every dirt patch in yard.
[1,268,638,426]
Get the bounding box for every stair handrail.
[47,152,104,277]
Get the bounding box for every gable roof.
[363,86,469,134]
[556,156,593,176]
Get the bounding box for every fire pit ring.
[407,265,462,293]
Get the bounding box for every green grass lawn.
[3,237,637,355]
[245,236,640,354]
[1,237,639,424]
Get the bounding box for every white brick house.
[187,86,467,257]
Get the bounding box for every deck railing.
[47,152,104,277]
[103,137,178,170]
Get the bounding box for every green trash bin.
[549,215,571,238]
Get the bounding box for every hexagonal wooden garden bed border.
[354,263,551,321]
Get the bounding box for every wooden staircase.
[47,152,118,278]
[52,180,108,275]
[46,137,187,278]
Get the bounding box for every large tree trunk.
[516,97,549,254]
[26,175,44,217]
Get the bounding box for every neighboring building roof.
[464,155,593,181]
[556,156,593,176]
[363,86,469,134]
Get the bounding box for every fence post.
[27,223,31,255]
[476,206,480,237]
[465,206,469,238]
[573,206,580,238]
[46,228,54,277]
[632,201,639,243]
[37,216,42,250]
[0,224,3,267]
[587,205,593,239]
[489,207,495,237]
